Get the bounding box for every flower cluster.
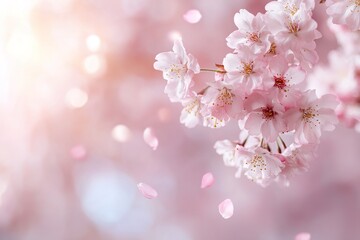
[308,21,360,132]
[154,0,339,187]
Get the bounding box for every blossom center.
[273,76,287,89]
[301,107,318,123]
[167,64,187,79]
[355,0,360,6]
[215,88,233,107]
[248,32,261,43]
[242,62,254,75]
[267,42,277,55]
[248,155,267,172]
[262,106,276,120]
[288,22,300,34]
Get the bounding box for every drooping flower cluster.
[154,0,339,187]
[308,21,360,132]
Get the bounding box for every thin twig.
[200,68,227,74]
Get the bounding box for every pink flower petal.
[137,183,158,199]
[201,172,215,189]
[70,145,87,160]
[143,127,158,150]
[295,232,311,240]
[183,9,202,24]
[218,199,234,219]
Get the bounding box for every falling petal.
[183,9,202,24]
[201,172,215,189]
[295,232,311,240]
[137,183,158,199]
[143,127,159,150]
[218,199,234,219]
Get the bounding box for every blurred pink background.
[0,0,360,239]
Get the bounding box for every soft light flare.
[86,34,101,52]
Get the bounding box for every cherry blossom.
[154,39,200,102]
[266,8,321,48]
[227,9,271,55]
[326,0,360,31]
[265,5,321,70]
[201,85,244,128]
[240,146,284,186]
[276,144,317,186]
[265,55,305,105]
[244,91,286,142]
[223,48,266,93]
[285,90,339,144]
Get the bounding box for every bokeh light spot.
[65,88,88,108]
[112,124,131,142]
[183,9,202,24]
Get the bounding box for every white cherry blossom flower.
[154,39,200,102]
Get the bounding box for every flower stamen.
[247,155,267,172]
[216,88,234,107]
[285,4,299,16]
[185,99,200,116]
[262,106,276,120]
[242,62,254,75]
[247,32,261,43]
[166,64,187,79]
[267,42,277,55]
[288,22,301,34]
[274,76,287,89]
[301,107,320,125]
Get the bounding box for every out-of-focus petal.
[218,199,234,219]
[137,183,158,199]
[294,232,311,240]
[143,127,159,150]
[201,172,215,189]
